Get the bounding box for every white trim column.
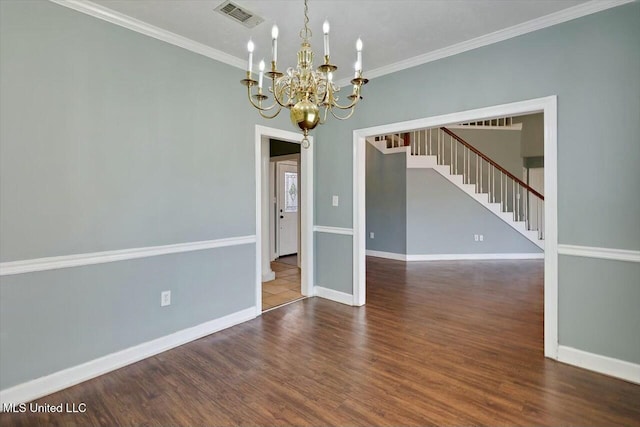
[261,135,275,282]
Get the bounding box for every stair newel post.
[516,183,520,221]
[512,181,516,221]
[437,129,441,165]
[493,166,497,203]
[449,135,453,174]
[455,139,459,175]
[480,159,483,194]
[500,171,503,211]
[463,146,466,184]
[524,187,529,230]
[474,152,477,191]
[468,148,471,185]
[488,164,492,201]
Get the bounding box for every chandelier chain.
[299,0,312,41]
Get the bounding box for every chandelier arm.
[318,104,330,125]
[247,87,279,111]
[258,105,283,120]
[329,96,360,110]
[329,105,357,121]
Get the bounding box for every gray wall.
[559,256,640,363]
[406,169,542,254]
[365,143,406,254]
[315,3,640,364]
[451,128,523,179]
[516,113,544,158]
[0,1,259,389]
[365,143,540,255]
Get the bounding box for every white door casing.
[255,125,314,316]
[352,96,558,359]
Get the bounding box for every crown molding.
[48,0,246,70]
[49,0,633,86]
[336,0,634,87]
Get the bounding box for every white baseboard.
[557,345,640,385]
[365,250,407,261]
[315,286,354,306]
[366,250,544,261]
[0,307,256,405]
[407,253,544,261]
[262,271,276,282]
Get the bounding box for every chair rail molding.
[558,244,640,263]
[0,235,257,277]
[313,226,354,236]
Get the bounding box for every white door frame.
[352,96,558,359]
[255,125,314,316]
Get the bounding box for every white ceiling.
[90,0,591,82]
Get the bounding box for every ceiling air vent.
[215,1,264,28]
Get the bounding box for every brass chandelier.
[241,0,368,147]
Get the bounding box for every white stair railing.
[379,126,545,240]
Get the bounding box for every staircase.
[368,126,544,249]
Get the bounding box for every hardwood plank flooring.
[2,257,639,426]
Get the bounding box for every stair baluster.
[368,125,545,244]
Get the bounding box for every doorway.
[264,150,303,311]
[352,96,558,359]
[254,125,314,316]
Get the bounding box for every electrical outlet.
[161,290,171,307]
[370,232,375,239]
[332,195,339,207]
[474,234,479,242]
[479,234,484,242]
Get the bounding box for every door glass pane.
[284,172,298,212]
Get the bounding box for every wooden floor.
[2,257,639,426]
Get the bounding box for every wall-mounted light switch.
[332,195,339,206]
[370,232,375,239]
[474,234,479,242]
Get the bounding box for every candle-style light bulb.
[354,61,360,78]
[247,39,255,74]
[271,25,279,64]
[323,20,330,58]
[356,38,363,72]
[258,59,265,89]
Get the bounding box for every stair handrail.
[440,127,544,201]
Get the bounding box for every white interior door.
[528,167,544,238]
[276,160,299,256]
